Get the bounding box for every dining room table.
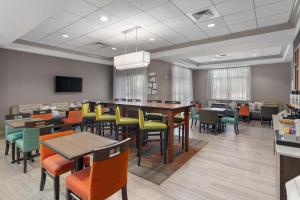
[5,118,45,129]
[100,100,192,163]
[41,132,117,171]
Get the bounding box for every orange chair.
[39,129,89,200]
[239,104,250,123]
[32,109,53,120]
[62,110,82,125]
[66,138,131,200]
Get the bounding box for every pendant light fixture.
[114,26,150,70]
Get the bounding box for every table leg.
[75,157,84,172]
[167,111,174,163]
[184,108,189,152]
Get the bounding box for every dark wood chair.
[199,110,218,134]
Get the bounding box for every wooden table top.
[42,132,117,160]
[5,118,44,128]
[100,100,192,110]
[201,107,227,112]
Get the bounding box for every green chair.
[95,104,116,136]
[190,107,199,128]
[220,108,240,135]
[115,106,139,141]
[16,128,40,173]
[138,110,167,165]
[81,103,96,132]
[5,113,30,163]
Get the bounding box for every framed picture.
[151,89,157,95]
[152,82,157,89]
[150,76,156,83]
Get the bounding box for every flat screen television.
[55,76,82,92]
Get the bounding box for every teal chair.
[220,108,240,135]
[190,107,199,128]
[5,125,24,163]
[16,128,40,173]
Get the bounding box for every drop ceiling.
[19,0,296,59]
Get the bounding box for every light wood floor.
[0,121,277,200]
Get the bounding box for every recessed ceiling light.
[112,47,117,50]
[149,38,155,41]
[62,34,69,38]
[100,16,108,22]
[208,23,215,28]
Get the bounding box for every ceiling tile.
[171,0,212,13]
[255,0,294,18]
[20,31,48,42]
[84,0,115,8]
[51,9,82,24]
[64,0,98,16]
[59,35,97,47]
[254,0,284,7]
[40,18,68,30]
[78,43,103,52]
[126,12,159,27]
[159,29,189,44]
[146,2,182,21]
[62,18,101,36]
[257,12,290,27]
[229,20,257,33]
[204,26,231,37]
[42,32,73,43]
[197,17,227,30]
[163,14,194,30]
[103,0,142,18]
[143,22,170,34]
[214,0,254,16]
[262,46,282,56]
[223,9,256,25]
[85,9,120,26]
[38,39,61,46]
[129,0,168,11]
[175,25,208,41]
[32,24,57,34]
[212,0,228,3]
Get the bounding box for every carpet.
[127,138,208,185]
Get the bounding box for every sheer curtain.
[172,65,193,103]
[208,66,251,100]
[113,68,147,101]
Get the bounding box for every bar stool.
[146,100,164,121]
[81,103,96,132]
[95,104,116,136]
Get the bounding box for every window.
[114,68,147,101]
[208,66,251,100]
[172,65,193,103]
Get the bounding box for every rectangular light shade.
[114,51,150,70]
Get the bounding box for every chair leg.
[234,125,238,135]
[237,124,240,133]
[195,119,198,127]
[178,127,181,142]
[54,176,60,200]
[160,131,163,156]
[115,125,119,141]
[12,143,16,163]
[138,130,144,166]
[191,119,194,128]
[5,141,9,155]
[16,148,20,164]
[66,189,72,200]
[122,185,128,200]
[181,126,184,150]
[40,168,47,191]
[199,123,201,133]
[23,152,27,173]
[164,131,167,164]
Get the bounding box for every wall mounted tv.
[55,76,82,92]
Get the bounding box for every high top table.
[5,118,44,128]
[100,100,192,163]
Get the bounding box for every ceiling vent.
[95,42,107,48]
[187,6,220,23]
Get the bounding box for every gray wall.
[193,63,291,103]
[147,60,173,101]
[0,48,113,130]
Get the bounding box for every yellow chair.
[81,103,96,132]
[138,110,167,165]
[115,106,139,141]
[95,104,116,136]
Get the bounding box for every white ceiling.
[18,0,296,58]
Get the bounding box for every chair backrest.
[95,104,103,120]
[147,100,162,103]
[165,101,181,104]
[127,99,141,102]
[40,124,73,136]
[261,106,279,120]
[115,106,121,124]
[138,110,145,129]
[239,104,249,116]
[22,128,40,152]
[82,103,90,116]
[89,138,131,200]
[5,113,31,120]
[39,129,74,162]
[32,109,53,120]
[199,110,218,125]
[191,107,198,118]
[65,110,82,124]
